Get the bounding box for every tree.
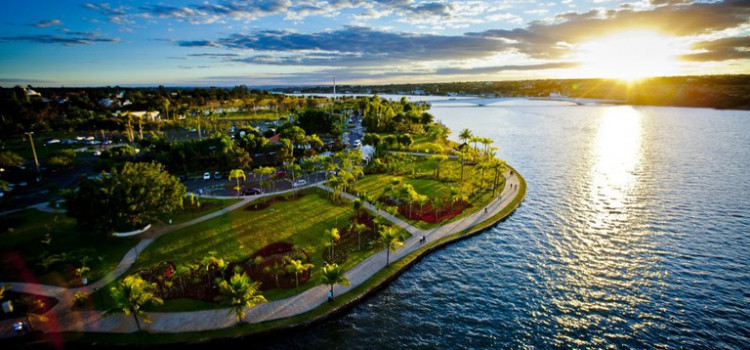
[353,223,367,251]
[458,128,473,145]
[263,261,287,288]
[229,169,246,196]
[430,154,448,181]
[320,263,350,301]
[201,251,227,290]
[285,258,313,289]
[0,151,23,168]
[109,274,163,331]
[65,162,186,234]
[324,228,340,262]
[216,268,266,322]
[379,226,404,265]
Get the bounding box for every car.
[203,172,211,180]
[241,187,262,195]
[46,138,60,144]
[275,170,287,178]
[178,175,187,182]
[292,179,307,187]
[213,171,221,179]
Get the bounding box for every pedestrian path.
[0,173,521,336]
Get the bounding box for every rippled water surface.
[263,103,750,349]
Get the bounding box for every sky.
[0,0,748,87]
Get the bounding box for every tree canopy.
[66,162,186,233]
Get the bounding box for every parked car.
[213,171,221,179]
[275,170,287,178]
[241,187,263,195]
[293,179,307,187]
[203,172,211,180]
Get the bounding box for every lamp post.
[24,132,40,179]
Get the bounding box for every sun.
[576,30,682,82]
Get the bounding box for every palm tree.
[285,259,313,289]
[321,263,350,301]
[201,252,227,290]
[324,228,340,262]
[470,136,480,161]
[229,169,246,196]
[430,154,448,181]
[216,268,266,322]
[458,128,473,145]
[263,261,287,288]
[379,226,404,265]
[109,274,164,331]
[353,223,367,250]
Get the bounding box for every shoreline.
[40,167,526,347]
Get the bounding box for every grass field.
[355,156,504,229]
[86,188,408,310]
[161,197,242,225]
[0,209,139,286]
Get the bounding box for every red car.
[275,170,287,178]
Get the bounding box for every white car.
[292,179,307,187]
[203,172,211,180]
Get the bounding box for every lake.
[264,100,750,349]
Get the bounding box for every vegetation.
[109,274,164,331]
[0,209,139,286]
[320,263,349,300]
[65,162,186,233]
[215,268,267,322]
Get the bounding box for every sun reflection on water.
[591,106,643,212]
[549,106,648,342]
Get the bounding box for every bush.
[73,291,89,306]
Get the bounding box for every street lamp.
[24,132,40,179]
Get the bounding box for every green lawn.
[0,209,139,286]
[355,156,506,229]
[85,189,410,311]
[161,198,241,225]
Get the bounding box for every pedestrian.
[485,208,488,214]
[328,290,333,302]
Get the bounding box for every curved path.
[1,172,520,337]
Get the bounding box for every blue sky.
[1,0,748,86]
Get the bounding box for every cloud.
[467,0,750,59]
[681,36,750,62]
[82,0,473,27]
[188,53,241,58]
[179,26,511,65]
[32,19,62,28]
[1,32,120,46]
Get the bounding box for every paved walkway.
[0,173,521,336]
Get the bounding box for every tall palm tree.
[229,169,246,196]
[430,154,448,181]
[469,136,480,161]
[321,263,350,301]
[458,128,473,145]
[285,259,313,289]
[353,223,367,250]
[379,226,404,265]
[324,228,340,262]
[216,268,266,322]
[109,274,163,331]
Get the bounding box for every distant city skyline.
[1,0,749,87]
